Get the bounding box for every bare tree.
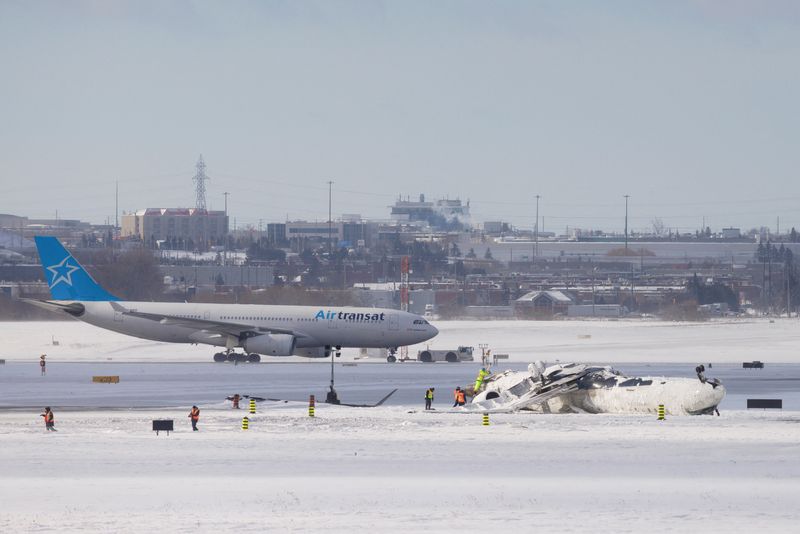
[652,217,666,237]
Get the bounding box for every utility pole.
[327,180,334,257]
[624,195,630,251]
[223,192,229,266]
[786,261,791,316]
[534,194,540,265]
[115,181,119,237]
[592,266,597,317]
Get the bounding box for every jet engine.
[294,347,330,358]
[243,333,296,356]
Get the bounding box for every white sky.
[1,1,799,233]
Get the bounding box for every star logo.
[47,256,81,288]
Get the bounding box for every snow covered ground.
[1,404,799,532]
[2,318,800,531]
[2,317,800,363]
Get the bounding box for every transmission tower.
[193,154,210,210]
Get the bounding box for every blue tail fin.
[34,236,120,301]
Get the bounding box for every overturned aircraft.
[466,362,725,415]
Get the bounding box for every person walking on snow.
[189,405,200,431]
[40,354,46,376]
[40,407,56,431]
[232,394,240,409]
[453,387,466,407]
[424,387,435,410]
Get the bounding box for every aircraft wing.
[109,302,302,338]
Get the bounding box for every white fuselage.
[471,365,725,415]
[71,301,437,351]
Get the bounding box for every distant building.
[266,223,287,245]
[285,220,374,251]
[721,227,741,239]
[389,194,470,228]
[567,304,627,317]
[0,214,28,230]
[121,208,228,247]
[161,265,274,291]
[483,221,510,235]
[514,290,574,316]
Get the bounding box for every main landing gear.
[387,347,398,363]
[213,351,261,363]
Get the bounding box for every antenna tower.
[193,154,210,210]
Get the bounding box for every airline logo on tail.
[46,256,81,288]
[34,236,120,302]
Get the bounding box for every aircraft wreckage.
[464,362,725,415]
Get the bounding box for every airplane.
[464,361,725,415]
[26,236,438,362]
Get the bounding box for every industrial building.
[284,220,374,251]
[121,208,228,248]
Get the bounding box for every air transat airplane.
[27,237,438,362]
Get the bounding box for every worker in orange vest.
[453,387,466,407]
[40,407,56,431]
[189,405,200,431]
[232,394,240,409]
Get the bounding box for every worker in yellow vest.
[424,387,435,410]
[474,368,489,393]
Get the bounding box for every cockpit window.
[413,319,430,325]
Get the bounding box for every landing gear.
[212,350,259,363]
[387,347,397,363]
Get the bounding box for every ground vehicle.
[417,346,474,363]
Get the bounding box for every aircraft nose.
[429,324,439,337]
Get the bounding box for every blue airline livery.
[27,237,437,362]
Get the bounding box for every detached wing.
[109,302,301,339]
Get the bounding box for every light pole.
[624,194,630,251]
[327,180,334,257]
[592,267,597,317]
[223,191,229,266]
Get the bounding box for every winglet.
[34,236,121,301]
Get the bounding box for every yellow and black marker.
[482,413,490,426]
[241,416,249,430]
[657,404,665,421]
[309,394,315,417]
[249,398,256,414]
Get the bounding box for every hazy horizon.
[2,1,799,234]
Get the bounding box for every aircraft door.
[204,311,211,321]
[388,312,399,331]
